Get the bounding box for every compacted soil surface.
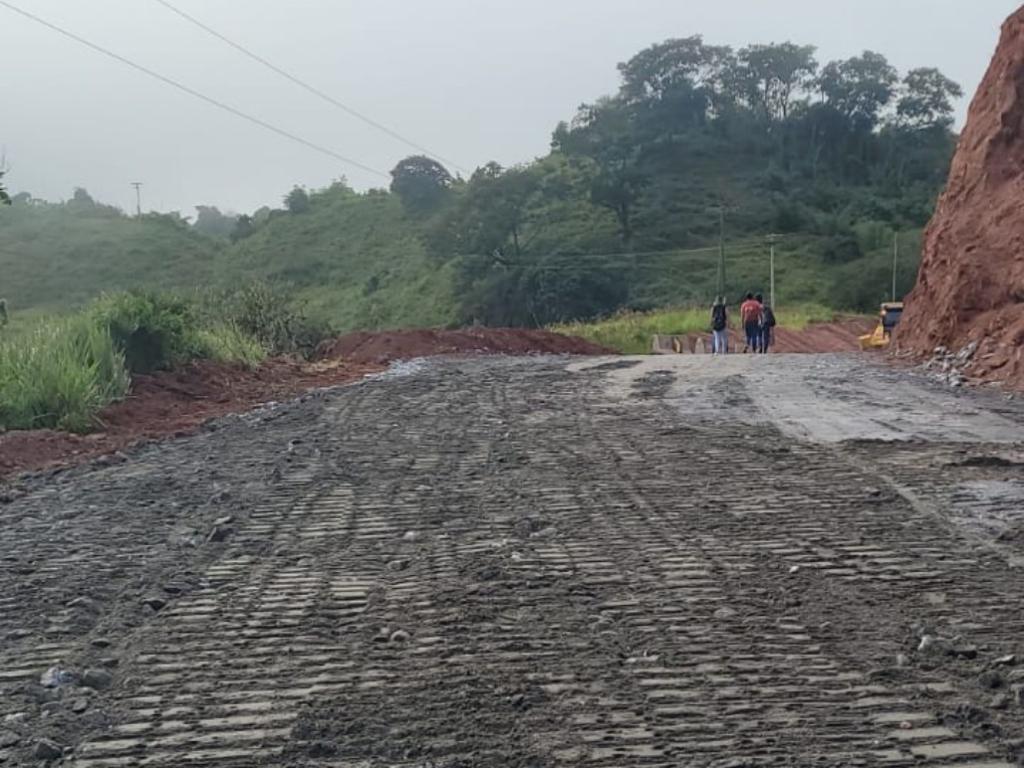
[3,354,1024,766]
[0,358,383,478]
[0,328,607,478]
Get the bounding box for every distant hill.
[0,191,218,311]
[0,34,955,328]
[0,186,457,331]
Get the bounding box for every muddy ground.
[3,354,1024,766]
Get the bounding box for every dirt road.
[4,354,1024,766]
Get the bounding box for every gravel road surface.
[3,354,1024,767]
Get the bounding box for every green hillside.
[0,35,957,330]
[217,186,457,330]
[0,191,219,310]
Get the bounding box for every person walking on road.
[740,293,763,353]
[759,297,777,354]
[710,297,729,355]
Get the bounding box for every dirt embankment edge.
[896,7,1024,390]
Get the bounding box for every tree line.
[387,36,960,325]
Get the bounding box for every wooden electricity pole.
[766,234,781,307]
[716,206,726,299]
[131,182,143,218]
[892,230,899,302]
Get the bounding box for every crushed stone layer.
[2,355,1024,766]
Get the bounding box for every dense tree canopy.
[193,205,238,238]
[433,34,960,323]
[898,68,964,129]
[284,186,311,215]
[389,155,454,212]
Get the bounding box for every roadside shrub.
[204,281,332,357]
[0,316,130,432]
[90,291,200,373]
[195,323,268,368]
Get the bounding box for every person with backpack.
[739,292,763,353]
[758,297,777,353]
[710,297,728,355]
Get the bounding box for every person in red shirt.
[740,293,763,353]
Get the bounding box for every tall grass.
[0,287,293,434]
[195,324,268,368]
[0,316,130,432]
[553,303,837,354]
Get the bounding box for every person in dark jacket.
[710,297,728,355]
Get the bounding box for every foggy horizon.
[4,0,1020,216]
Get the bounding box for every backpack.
[711,304,727,331]
[763,307,777,328]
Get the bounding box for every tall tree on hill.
[284,186,311,214]
[462,162,540,260]
[389,155,454,213]
[818,51,898,128]
[0,171,9,205]
[69,187,96,209]
[734,43,818,123]
[193,205,238,238]
[230,214,255,242]
[554,99,646,245]
[897,68,963,129]
[426,161,541,269]
[618,37,735,105]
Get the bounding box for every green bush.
[90,291,200,373]
[202,281,332,357]
[0,316,130,432]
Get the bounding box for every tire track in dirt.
[2,357,1024,766]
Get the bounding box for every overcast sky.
[3,0,1020,215]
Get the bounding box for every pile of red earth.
[317,327,612,364]
[770,318,877,353]
[896,6,1024,389]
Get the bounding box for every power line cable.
[494,240,775,268]
[0,0,389,179]
[152,0,469,175]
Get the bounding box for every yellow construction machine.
[859,302,904,350]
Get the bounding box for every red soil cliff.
[897,6,1024,384]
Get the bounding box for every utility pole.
[892,230,899,303]
[766,234,781,308]
[130,182,143,218]
[716,206,726,299]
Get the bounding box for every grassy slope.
[0,203,218,311]
[224,190,456,331]
[0,192,458,332]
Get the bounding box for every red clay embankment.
[316,327,613,364]
[896,6,1024,388]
